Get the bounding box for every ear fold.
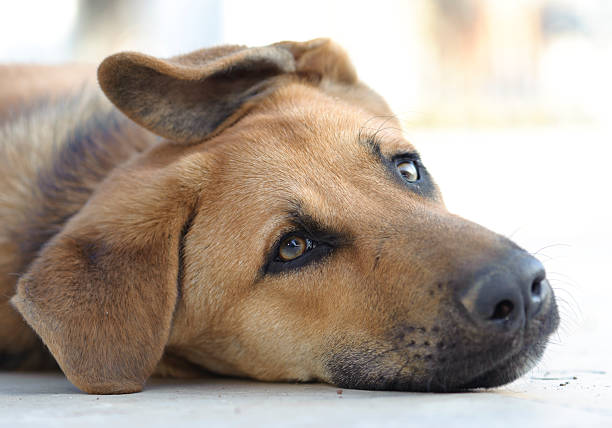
[11,162,197,394]
[274,38,358,84]
[97,38,358,144]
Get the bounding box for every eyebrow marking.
[358,133,385,163]
[287,209,347,246]
[356,132,437,200]
[358,132,421,165]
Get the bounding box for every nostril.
[530,269,547,306]
[490,300,514,321]
[531,279,542,298]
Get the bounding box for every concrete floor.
[1,127,611,427]
[1,371,610,427]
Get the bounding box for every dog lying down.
[0,39,559,394]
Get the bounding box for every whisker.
[531,243,571,256]
[547,271,580,287]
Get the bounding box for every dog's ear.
[98,39,357,144]
[273,38,357,84]
[11,157,198,394]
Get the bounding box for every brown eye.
[278,236,308,261]
[397,160,419,182]
[266,232,332,274]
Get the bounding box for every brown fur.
[0,39,558,394]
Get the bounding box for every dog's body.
[0,39,559,394]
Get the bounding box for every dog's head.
[12,39,559,394]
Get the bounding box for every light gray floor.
[2,127,611,427]
[1,371,610,427]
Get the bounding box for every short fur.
[0,39,559,394]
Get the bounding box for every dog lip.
[459,345,524,385]
[370,300,559,392]
[453,340,543,390]
[435,304,560,391]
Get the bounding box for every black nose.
[458,252,550,332]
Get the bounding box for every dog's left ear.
[97,38,357,144]
[11,160,198,394]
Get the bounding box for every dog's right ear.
[98,39,357,143]
[98,44,295,144]
[98,39,360,145]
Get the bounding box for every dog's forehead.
[199,85,435,237]
[216,105,410,187]
[223,83,418,164]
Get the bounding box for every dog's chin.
[327,308,559,392]
[432,338,549,392]
[329,338,548,393]
[455,341,548,390]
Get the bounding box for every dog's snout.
[458,253,549,332]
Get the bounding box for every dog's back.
[0,71,156,368]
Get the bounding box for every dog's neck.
[0,91,159,275]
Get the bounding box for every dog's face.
[12,39,559,394]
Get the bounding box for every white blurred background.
[1,0,610,395]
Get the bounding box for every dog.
[0,39,559,394]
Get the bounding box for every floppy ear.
[11,159,199,394]
[97,38,357,144]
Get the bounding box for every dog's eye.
[397,160,419,182]
[265,230,333,274]
[278,236,311,261]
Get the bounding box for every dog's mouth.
[423,334,551,392]
[456,340,548,390]
[326,301,559,392]
[327,336,548,392]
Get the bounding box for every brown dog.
[0,39,559,394]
